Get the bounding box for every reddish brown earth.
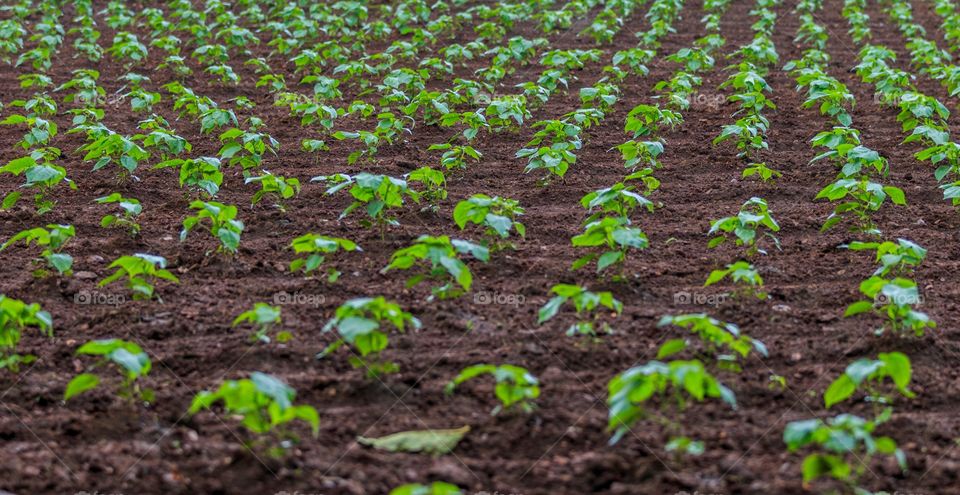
[1,0,959,494]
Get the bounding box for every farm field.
[1,0,960,493]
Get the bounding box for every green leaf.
[824,375,856,409]
[251,372,294,410]
[1,155,37,174]
[802,453,849,483]
[337,317,379,342]
[485,214,512,237]
[440,256,471,290]
[571,254,595,270]
[2,191,21,209]
[77,339,123,355]
[46,253,73,274]
[452,201,472,229]
[218,228,240,252]
[657,339,687,359]
[844,359,883,384]
[596,250,622,272]
[538,296,564,324]
[703,268,727,287]
[883,186,906,205]
[111,348,148,376]
[879,352,912,392]
[291,404,320,436]
[64,373,100,400]
[843,301,874,317]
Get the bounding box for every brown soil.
[1,0,959,494]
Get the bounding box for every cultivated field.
[0,0,959,494]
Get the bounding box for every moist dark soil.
[1,0,959,494]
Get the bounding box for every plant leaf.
[357,425,470,456]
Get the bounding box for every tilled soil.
[1,0,959,494]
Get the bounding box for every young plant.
[56,69,104,107]
[99,253,179,301]
[122,79,161,114]
[453,194,525,250]
[824,352,914,409]
[484,95,530,131]
[815,177,906,235]
[245,171,301,212]
[842,238,926,277]
[95,193,142,236]
[79,129,150,182]
[317,297,421,378]
[218,126,279,172]
[428,143,482,170]
[189,372,320,438]
[180,201,244,255]
[154,156,224,198]
[1,110,58,150]
[289,233,359,282]
[844,276,934,336]
[199,106,238,135]
[0,153,76,215]
[0,295,52,372]
[783,412,906,492]
[516,119,582,183]
[713,114,771,160]
[233,303,288,344]
[64,339,153,403]
[708,197,780,256]
[332,112,411,164]
[138,115,191,160]
[616,139,666,170]
[439,111,489,142]
[313,173,419,235]
[406,167,447,213]
[581,170,660,223]
[105,32,148,67]
[445,364,540,414]
[704,261,766,299]
[580,82,620,113]
[656,314,768,371]
[538,284,623,337]
[742,161,782,183]
[382,235,489,300]
[571,216,648,276]
[810,128,886,178]
[607,359,736,444]
[1,224,75,276]
[796,69,855,126]
[613,48,655,75]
